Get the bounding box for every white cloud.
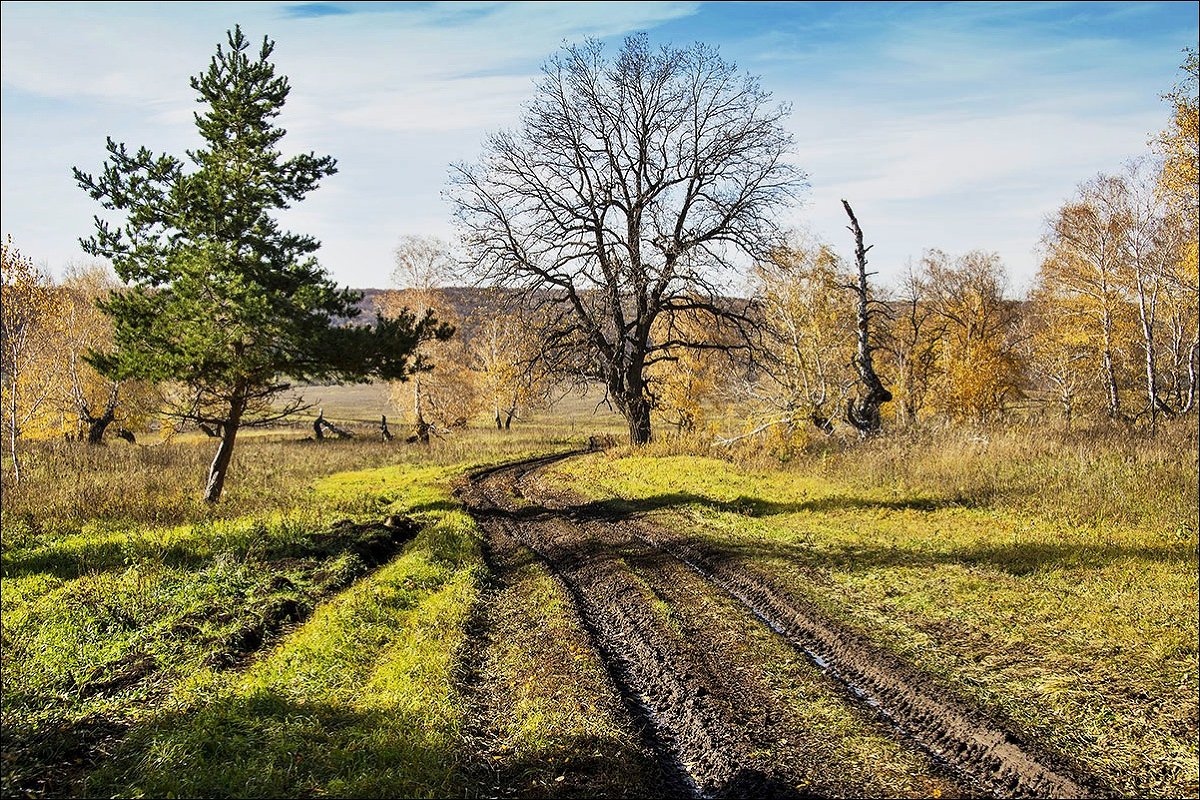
[1,0,1192,292]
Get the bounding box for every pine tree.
[74,27,449,501]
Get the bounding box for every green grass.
[6,395,1195,797]
[87,508,484,798]
[546,440,1200,798]
[0,427,544,798]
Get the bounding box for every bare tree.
[841,201,892,434]
[881,263,942,425]
[450,35,802,444]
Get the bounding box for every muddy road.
[457,453,1102,799]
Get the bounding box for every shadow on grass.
[493,491,1194,576]
[1,714,130,798]
[85,689,680,800]
[1,538,209,581]
[468,733,687,799]
[407,499,461,516]
[82,690,464,800]
[690,528,1196,577]
[1,516,420,583]
[566,491,960,521]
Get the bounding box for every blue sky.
[2,1,1195,292]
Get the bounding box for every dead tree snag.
[842,200,892,435]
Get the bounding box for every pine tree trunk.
[204,395,246,503]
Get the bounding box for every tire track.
[460,453,1105,798]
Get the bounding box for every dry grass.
[550,419,1200,797]
[654,417,1198,533]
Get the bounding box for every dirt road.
[457,453,1101,799]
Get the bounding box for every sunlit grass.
[0,431,509,797]
[548,429,1200,798]
[88,510,484,799]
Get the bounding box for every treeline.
[0,252,161,455]
[653,54,1198,442]
[1,34,1195,501]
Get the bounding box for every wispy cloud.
[284,3,353,18]
[0,1,1194,290]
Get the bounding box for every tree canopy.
[451,34,802,444]
[74,26,450,501]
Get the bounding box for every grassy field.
[4,448,467,796]
[544,422,1200,798]
[3,386,1197,798]
[0,387,621,797]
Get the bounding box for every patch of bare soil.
[458,454,1105,799]
[456,517,683,798]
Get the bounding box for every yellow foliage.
[377,287,479,429]
[471,306,552,428]
[54,265,161,438]
[1155,49,1199,227]
[751,234,856,427]
[922,250,1023,420]
[648,306,730,434]
[2,237,65,472]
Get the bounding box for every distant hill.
[348,286,513,344]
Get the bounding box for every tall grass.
[643,417,1199,534]
[556,418,1200,797]
[0,422,591,534]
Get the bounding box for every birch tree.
[0,238,62,482]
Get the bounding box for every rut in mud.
[458,453,1104,800]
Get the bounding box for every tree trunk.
[842,200,892,436]
[1100,313,1122,419]
[414,379,430,444]
[79,384,120,445]
[504,396,517,429]
[85,414,114,444]
[1134,270,1173,424]
[204,395,246,503]
[7,418,19,485]
[626,396,652,445]
[1183,342,1199,415]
